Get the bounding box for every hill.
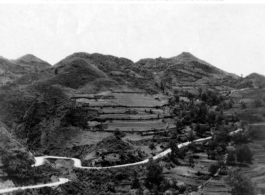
[0,55,51,86]
[54,52,158,93]
[15,54,51,71]
[245,73,265,88]
[0,51,264,195]
[134,52,239,88]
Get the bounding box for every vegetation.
[145,158,164,188]
[227,170,256,195]
[236,144,253,164]
[227,151,236,165]
[208,163,220,176]
[0,52,264,194]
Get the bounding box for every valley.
[0,52,264,195]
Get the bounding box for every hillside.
[134,52,239,88]
[0,55,51,86]
[15,54,51,71]
[54,52,158,93]
[0,52,264,195]
[245,72,265,88]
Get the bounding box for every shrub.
[236,145,253,164]
[241,102,247,109]
[254,99,262,107]
[145,158,163,187]
[227,170,256,195]
[0,149,34,176]
[227,151,236,165]
[231,132,249,144]
[149,143,156,150]
[208,164,220,176]
[114,128,123,139]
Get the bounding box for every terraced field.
[73,91,237,194]
[74,92,174,133]
[96,107,165,115]
[104,120,171,131]
[242,140,265,194]
[77,92,166,107]
[224,124,265,194]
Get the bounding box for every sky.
[0,3,265,76]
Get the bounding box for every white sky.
[0,3,265,76]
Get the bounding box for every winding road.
[0,129,243,194]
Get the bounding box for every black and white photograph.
[0,0,264,194]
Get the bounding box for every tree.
[149,142,156,150]
[254,99,262,107]
[207,110,216,125]
[145,158,163,187]
[171,129,178,140]
[231,132,248,144]
[198,87,203,97]
[227,170,256,195]
[114,128,122,139]
[160,82,165,93]
[194,123,204,136]
[1,149,34,177]
[169,139,179,158]
[216,114,224,125]
[174,95,180,103]
[131,170,141,189]
[241,102,247,109]
[189,156,194,168]
[236,145,253,164]
[227,151,236,165]
[208,163,219,176]
[187,130,196,142]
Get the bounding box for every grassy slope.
[0,55,51,86]
[0,57,110,154]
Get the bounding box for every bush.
[208,164,220,176]
[149,143,156,150]
[227,151,236,165]
[231,132,249,144]
[241,102,247,109]
[227,170,256,195]
[236,145,253,164]
[254,99,262,107]
[145,158,163,187]
[114,128,123,139]
[0,149,34,176]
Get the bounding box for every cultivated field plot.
[98,114,162,120]
[202,177,231,195]
[96,107,165,115]
[122,134,153,141]
[164,153,218,187]
[165,167,205,186]
[104,120,170,131]
[64,131,112,147]
[240,139,265,194]
[76,92,166,107]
